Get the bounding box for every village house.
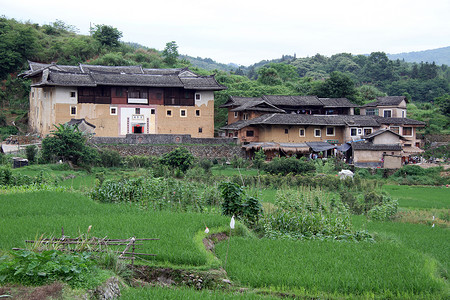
[220,95,425,165]
[20,62,226,138]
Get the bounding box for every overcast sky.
[2,0,449,66]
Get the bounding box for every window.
[299,128,305,137]
[314,129,321,137]
[363,128,372,136]
[246,130,254,137]
[234,112,238,118]
[166,109,172,117]
[402,110,406,118]
[357,128,362,135]
[195,93,201,100]
[151,109,155,115]
[115,88,124,97]
[350,128,357,136]
[198,127,202,133]
[110,107,117,115]
[195,110,200,117]
[70,106,77,116]
[135,108,140,115]
[284,129,289,134]
[70,91,76,98]
[403,127,412,136]
[243,113,249,120]
[383,110,392,118]
[180,109,187,117]
[390,126,399,134]
[366,108,376,116]
[326,127,335,136]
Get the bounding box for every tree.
[162,41,179,66]
[92,24,122,47]
[41,123,98,165]
[311,71,358,102]
[257,67,282,85]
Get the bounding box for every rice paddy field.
[1,166,449,299]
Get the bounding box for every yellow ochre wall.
[257,126,344,143]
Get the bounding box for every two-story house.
[21,62,226,138]
[221,95,425,162]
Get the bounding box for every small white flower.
[205,227,209,234]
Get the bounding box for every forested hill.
[388,46,450,66]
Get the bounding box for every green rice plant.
[0,191,231,267]
[120,286,279,299]
[383,185,450,209]
[215,238,447,298]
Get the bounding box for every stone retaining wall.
[91,134,237,145]
[97,144,244,159]
[91,134,243,159]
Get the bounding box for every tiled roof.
[352,142,402,151]
[220,96,264,108]
[179,76,226,90]
[89,73,183,87]
[362,128,404,140]
[221,114,411,130]
[22,61,225,90]
[373,116,426,126]
[263,95,322,106]
[318,98,359,108]
[363,96,407,107]
[230,100,285,113]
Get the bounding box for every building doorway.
[132,124,143,133]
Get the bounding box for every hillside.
[388,46,450,66]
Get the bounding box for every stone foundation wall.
[91,134,237,145]
[97,144,244,159]
[90,134,243,159]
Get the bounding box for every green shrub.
[99,149,122,167]
[160,147,194,172]
[261,187,365,240]
[25,145,38,164]
[263,157,315,175]
[367,196,398,221]
[124,155,154,169]
[219,182,262,224]
[0,250,98,288]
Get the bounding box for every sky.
[2,0,449,66]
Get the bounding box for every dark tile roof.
[363,96,407,107]
[352,142,402,151]
[179,76,226,90]
[66,118,96,128]
[221,119,255,130]
[143,68,182,75]
[32,71,96,87]
[221,114,388,130]
[89,72,183,87]
[318,98,359,108]
[22,61,225,90]
[230,100,285,113]
[263,95,322,106]
[373,116,426,126]
[220,96,263,108]
[80,64,144,74]
[362,128,404,140]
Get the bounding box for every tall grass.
[215,238,447,298]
